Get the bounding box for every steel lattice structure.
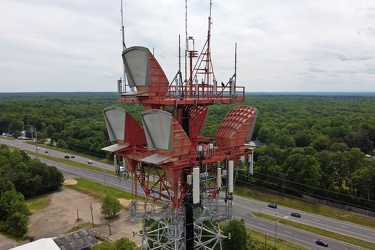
[102,2,258,249]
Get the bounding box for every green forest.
[0,92,375,211]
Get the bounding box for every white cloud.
[0,0,375,92]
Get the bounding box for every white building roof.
[10,238,60,250]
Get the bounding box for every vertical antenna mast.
[234,43,237,89]
[207,0,212,80]
[120,0,127,93]
[184,0,188,83]
[208,0,212,40]
[121,0,126,50]
[179,35,181,78]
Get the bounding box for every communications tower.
[103,1,257,249]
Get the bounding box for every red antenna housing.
[103,2,258,248]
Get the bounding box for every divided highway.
[1,138,374,249]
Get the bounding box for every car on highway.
[316,239,328,247]
[267,203,277,209]
[291,212,301,218]
[71,155,76,158]
[87,160,93,164]
[115,166,126,174]
[64,155,70,159]
[45,150,48,153]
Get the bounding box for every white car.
[87,160,93,164]
[115,166,126,174]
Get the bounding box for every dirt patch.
[0,235,15,249]
[63,179,77,185]
[0,180,142,249]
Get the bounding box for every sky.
[1,0,375,93]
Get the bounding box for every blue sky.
[1,0,375,92]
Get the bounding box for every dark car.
[316,239,328,247]
[64,155,70,159]
[45,150,48,153]
[267,203,277,209]
[291,212,301,218]
[71,155,75,158]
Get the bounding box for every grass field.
[26,195,51,212]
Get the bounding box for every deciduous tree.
[222,219,249,250]
[101,194,122,218]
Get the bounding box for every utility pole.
[108,222,112,235]
[32,127,38,159]
[274,211,278,249]
[265,234,267,247]
[90,203,94,227]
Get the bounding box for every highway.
[1,138,374,249]
[234,195,375,244]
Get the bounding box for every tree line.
[0,92,374,210]
[245,95,375,210]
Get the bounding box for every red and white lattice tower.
[102,3,257,250]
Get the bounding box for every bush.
[93,237,140,250]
